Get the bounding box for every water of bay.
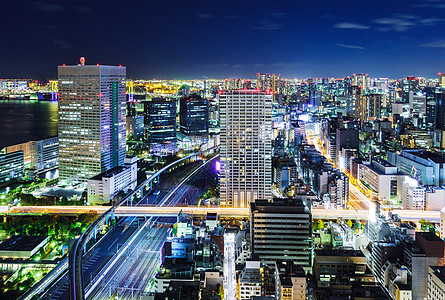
[0,100,58,150]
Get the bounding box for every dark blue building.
[179,94,209,136]
[144,98,176,155]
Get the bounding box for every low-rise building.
[0,235,49,259]
[313,249,374,288]
[87,156,137,205]
[238,260,263,299]
[154,257,196,293]
[394,150,445,187]
[0,151,24,183]
[3,137,59,171]
[358,159,406,207]
[275,260,306,300]
[428,266,445,300]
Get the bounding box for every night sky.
[1,0,445,79]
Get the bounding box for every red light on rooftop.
[96,63,100,66]
[218,90,223,94]
[119,65,122,67]
[62,64,66,66]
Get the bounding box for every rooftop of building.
[275,260,306,277]
[220,89,272,95]
[206,213,217,220]
[89,166,127,180]
[351,282,391,300]
[373,158,395,168]
[394,283,412,291]
[315,249,364,257]
[0,235,47,252]
[278,274,300,287]
[154,281,200,299]
[402,149,445,163]
[399,222,416,230]
[251,198,310,214]
[363,161,404,176]
[404,243,425,255]
[416,231,443,242]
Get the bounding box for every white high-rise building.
[58,59,126,184]
[219,90,272,208]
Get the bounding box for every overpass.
[6,205,441,222]
[68,148,218,300]
[19,148,219,300]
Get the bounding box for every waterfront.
[0,100,58,149]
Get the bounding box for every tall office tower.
[409,91,427,116]
[250,199,312,271]
[308,89,322,109]
[365,93,382,119]
[345,85,355,117]
[335,128,359,166]
[352,86,365,121]
[271,74,282,94]
[401,76,419,103]
[426,90,436,129]
[257,73,272,91]
[144,98,176,155]
[58,60,126,184]
[352,73,368,89]
[440,73,445,87]
[127,101,137,117]
[219,90,272,208]
[225,78,244,90]
[179,94,209,136]
[435,87,445,129]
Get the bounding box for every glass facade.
[144,98,176,155]
[58,65,126,184]
[179,94,209,136]
[0,151,24,183]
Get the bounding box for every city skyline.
[1,0,445,79]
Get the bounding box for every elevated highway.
[6,205,441,222]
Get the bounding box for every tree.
[80,191,87,203]
[60,196,68,205]
[218,284,224,299]
[317,220,325,230]
[19,193,36,206]
[77,212,98,225]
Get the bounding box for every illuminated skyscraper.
[365,93,382,119]
[179,94,209,136]
[219,90,272,208]
[144,98,176,155]
[352,86,364,121]
[401,76,419,103]
[352,73,369,89]
[257,73,272,91]
[58,60,126,184]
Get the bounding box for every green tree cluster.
[0,213,98,240]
